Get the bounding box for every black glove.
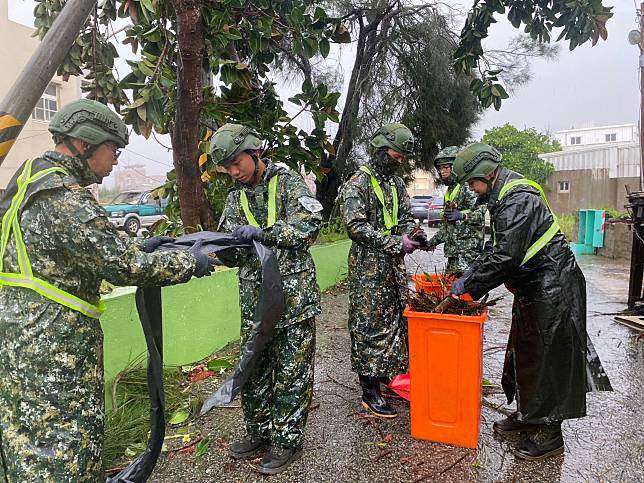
[143,235,175,253]
[450,276,466,296]
[409,229,427,243]
[232,225,265,243]
[189,240,214,277]
[443,209,464,223]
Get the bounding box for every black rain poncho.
[463,168,611,424]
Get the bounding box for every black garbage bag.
[107,232,284,482]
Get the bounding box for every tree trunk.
[316,13,389,220]
[172,0,216,232]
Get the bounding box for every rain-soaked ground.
[151,229,644,482]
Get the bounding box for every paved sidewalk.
[151,239,644,482]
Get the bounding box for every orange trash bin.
[404,305,487,448]
[412,274,453,296]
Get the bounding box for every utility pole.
[0,0,97,165]
[640,3,644,189]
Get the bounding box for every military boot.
[493,411,538,435]
[359,375,397,418]
[228,435,268,459]
[512,422,564,461]
[257,445,303,475]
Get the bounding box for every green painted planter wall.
[100,239,351,395]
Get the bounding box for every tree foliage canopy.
[481,123,559,185]
[456,0,613,110]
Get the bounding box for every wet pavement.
[151,229,644,482]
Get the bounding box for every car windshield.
[111,192,142,205]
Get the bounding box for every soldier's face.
[467,179,489,195]
[87,142,120,179]
[223,151,256,184]
[386,148,405,165]
[438,164,452,180]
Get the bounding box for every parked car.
[103,190,167,236]
[426,195,445,227]
[411,195,433,223]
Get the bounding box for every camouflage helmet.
[370,123,414,154]
[210,123,263,166]
[433,146,460,168]
[453,142,502,183]
[48,99,128,148]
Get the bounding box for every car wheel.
[124,217,140,236]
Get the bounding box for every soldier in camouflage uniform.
[340,123,423,419]
[0,99,211,482]
[426,146,486,276]
[208,123,321,475]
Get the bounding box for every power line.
[122,148,173,167]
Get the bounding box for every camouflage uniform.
[217,160,321,449]
[0,152,197,482]
[340,155,415,378]
[427,182,486,274]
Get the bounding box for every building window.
[570,136,581,145]
[605,133,616,142]
[558,181,570,193]
[32,83,58,122]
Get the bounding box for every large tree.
[481,123,559,185]
[34,0,348,231]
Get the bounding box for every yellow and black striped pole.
[0,0,97,165]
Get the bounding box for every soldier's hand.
[450,277,466,296]
[233,225,265,243]
[443,209,464,223]
[189,240,215,277]
[143,235,175,253]
[401,234,420,254]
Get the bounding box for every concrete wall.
[597,221,633,261]
[100,240,352,397]
[0,0,82,188]
[545,169,638,214]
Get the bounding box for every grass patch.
[104,357,203,471]
[558,213,576,242]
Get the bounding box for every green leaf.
[319,38,330,58]
[168,408,190,425]
[207,358,234,371]
[195,437,210,457]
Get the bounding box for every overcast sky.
[6,0,638,181]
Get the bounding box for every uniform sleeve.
[427,225,446,248]
[464,191,544,299]
[340,173,403,257]
[57,190,197,287]
[460,188,486,227]
[262,174,322,249]
[215,190,250,267]
[395,177,416,235]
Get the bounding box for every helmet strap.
[63,138,97,161]
[246,152,264,187]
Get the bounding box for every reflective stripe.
[0,273,105,319]
[239,175,279,228]
[0,160,105,319]
[359,165,398,234]
[494,178,560,266]
[444,184,460,203]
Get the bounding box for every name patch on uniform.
[298,196,323,213]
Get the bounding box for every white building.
[0,0,82,190]
[555,123,638,150]
[540,123,640,214]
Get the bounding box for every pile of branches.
[408,291,500,317]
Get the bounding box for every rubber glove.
[401,234,420,254]
[443,209,464,223]
[232,225,265,243]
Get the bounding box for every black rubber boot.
[493,412,538,435]
[359,375,397,418]
[513,422,564,461]
[228,435,268,459]
[257,446,303,475]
